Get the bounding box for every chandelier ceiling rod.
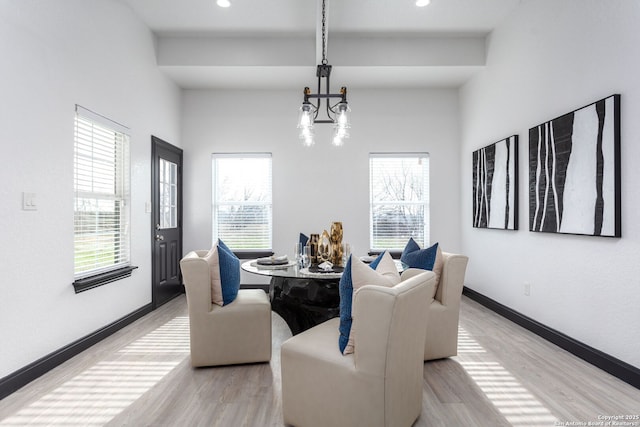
[316,0,327,66]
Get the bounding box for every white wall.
[181,88,461,279]
[460,0,640,368]
[0,1,181,378]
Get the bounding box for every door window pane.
[159,158,177,229]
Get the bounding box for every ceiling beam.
[156,34,486,67]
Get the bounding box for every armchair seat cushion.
[188,288,272,367]
[282,318,353,371]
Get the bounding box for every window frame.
[211,153,273,256]
[72,105,136,293]
[369,152,430,252]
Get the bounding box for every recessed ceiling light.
[416,0,431,6]
[217,0,231,7]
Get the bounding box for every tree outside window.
[369,154,429,251]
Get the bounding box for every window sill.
[73,266,139,294]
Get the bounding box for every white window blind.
[212,153,272,250]
[369,153,430,251]
[74,105,131,278]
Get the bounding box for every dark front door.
[151,136,184,309]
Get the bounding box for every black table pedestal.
[270,276,340,335]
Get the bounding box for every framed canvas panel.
[529,94,621,237]
[473,135,519,230]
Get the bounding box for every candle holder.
[330,221,343,267]
[308,233,320,266]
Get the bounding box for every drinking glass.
[302,246,311,268]
[342,243,351,266]
[294,242,303,267]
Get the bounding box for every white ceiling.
[119,0,521,89]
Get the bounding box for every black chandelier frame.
[302,64,348,125]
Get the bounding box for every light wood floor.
[1,295,638,426]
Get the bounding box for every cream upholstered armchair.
[401,251,468,361]
[180,250,272,367]
[280,271,436,427]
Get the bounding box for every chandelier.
[297,0,351,147]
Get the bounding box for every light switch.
[23,192,37,211]
[145,201,152,213]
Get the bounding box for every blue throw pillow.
[338,256,354,353]
[217,241,240,305]
[217,238,234,256]
[368,251,385,269]
[401,238,438,270]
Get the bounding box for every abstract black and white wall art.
[529,94,621,237]
[473,135,518,230]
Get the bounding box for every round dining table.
[241,260,344,335]
[242,258,406,335]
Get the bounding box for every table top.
[241,260,343,279]
[241,259,406,279]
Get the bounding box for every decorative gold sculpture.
[330,221,343,267]
[306,223,344,268]
[319,230,331,263]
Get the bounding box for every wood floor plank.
[1,295,638,426]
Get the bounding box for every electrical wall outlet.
[22,192,37,211]
[524,282,531,296]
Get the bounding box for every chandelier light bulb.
[297,104,315,129]
[336,102,351,128]
[332,126,349,146]
[217,0,231,8]
[303,135,315,147]
[301,127,315,147]
[416,0,430,7]
[299,125,315,145]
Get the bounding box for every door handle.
[155,234,164,241]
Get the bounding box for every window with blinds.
[369,153,430,251]
[212,154,272,250]
[74,106,131,279]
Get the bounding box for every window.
[369,153,430,251]
[212,153,272,251]
[73,105,133,291]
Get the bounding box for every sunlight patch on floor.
[457,327,487,353]
[460,361,558,426]
[118,316,190,354]
[0,316,190,426]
